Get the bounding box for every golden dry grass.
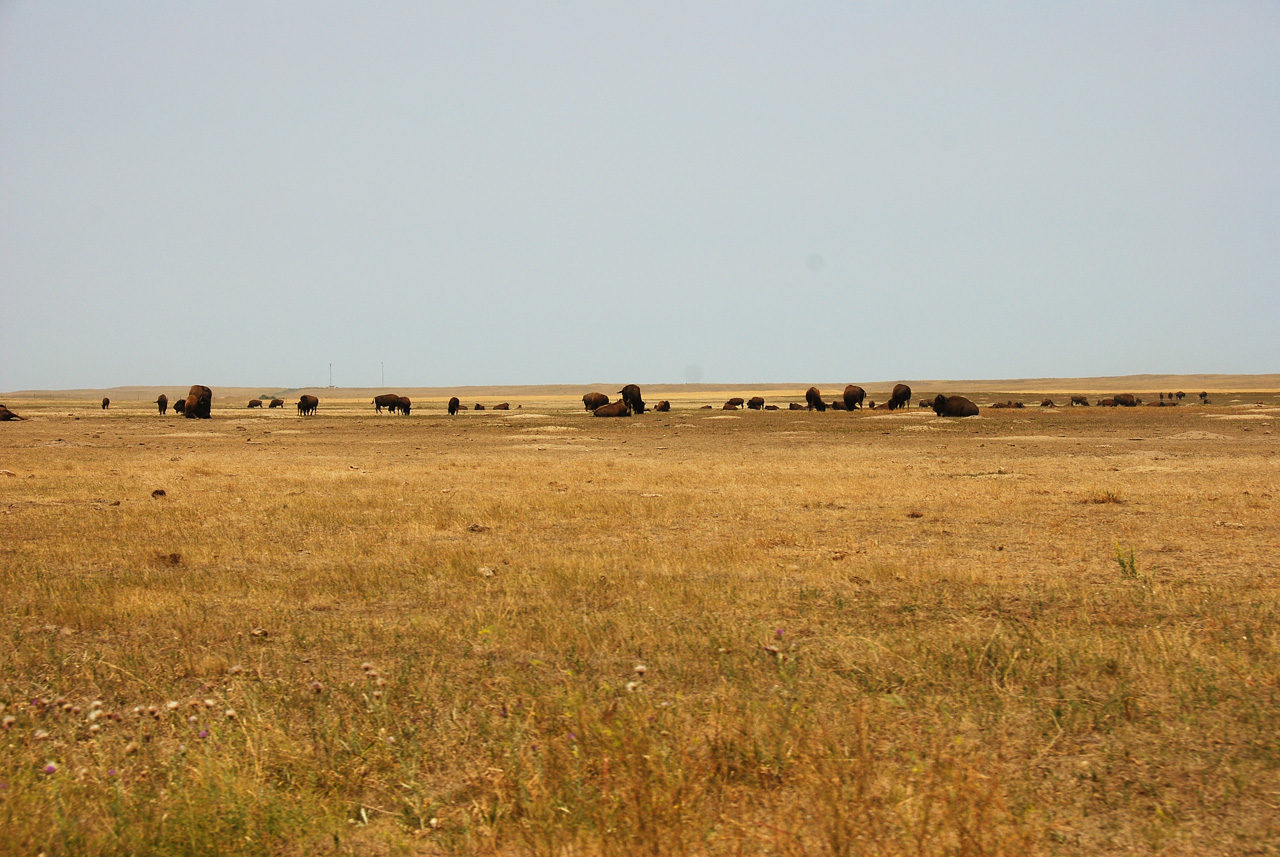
[1,389,1278,855]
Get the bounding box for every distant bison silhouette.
[919,399,932,408]
[247,399,263,408]
[101,397,110,410]
[843,385,865,410]
[396,396,412,415]
[1069,395,1090,406]
[593,399,630,417]
[619,384,646,414]
[474,404,485,410]
[831,399,847,410]
[722,401,739,410]
[1176,391,1185,401]
[156,394,168,415]
[726,397,745,409]
[183,385,212,419]
[654,400,671,412]
[172,398,186,415]
[297,395,319,416]
[746,396,765,410]
[373,394,400,413]
[583,392,609,411]
[1040,398,1056,407]
[1113,394,1138,407]
[0,404,25,421]
[932,394,979,417]
[805,387,827,411]
[448,397,460,415]
[269,398,284,409]
[1097,398,1117,407]
[1199,391,1209,403]
[764,404,779,410]
[789,402,805,410]
[493,402,509,411]
[989,401,1016,409]
[887,384,912,410]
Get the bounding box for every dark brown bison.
[183,385,212,419]
[373,394,400,413]
[932,394,979,417]
[1176,391,1185,401]
[593,399,630,417]
[493,402,510,410]
[583,392,609,412]
[789,402,805,410]
[831,399,847,410]
[1040,398,1056,407]
[805,387,826,411]
[654,400,671,412]
[1113,394,1138,407]
[0,404,25,421]
[1097,398,1117,407]
[269,398,284,409]
[1199,391,1209,403]
[700,405,713,409]
[842,385,865,410]
[297,395,319,416]
[726,397,745,409]
[1069,395,1090,406]
[474,404,485,411]
[619,384,646,414]
[765,404,779,410]
[247,399,263,408]
[156,394,168,415]
[866,401,876,410]
[448,397,460,415]
[101,397,110,410]
[887,384,912,410]
[722,401,739,410]
[396,396,412,415]
[746,396,765,410]
[172,398,186,415]
[919,399,931,408]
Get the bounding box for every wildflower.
[198,729,208,739]
[775,629,784,639]
[90,700,103,710]
[2,716,15,729]
[165,701,179,711]
[625,681,640,693]
[361,662,374,673]
[310,681,323,694]
[88,723,101,735]
[633,664,647,676]
[34,729,49,740]
[132,706,143,717]
[375,676,386,687]
[187,715,198,724]
[203,699,216,708]
[43,762,58,775]
[225,709,237,720]
[124,741,138,755]
[107,769,117,777]
[88,709,102,722]
[228,664,244,676]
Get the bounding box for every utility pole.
[329,363,333,388]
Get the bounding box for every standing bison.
[932,394,979,417]
[843,385,865,410]
[448,397,460,415]
[582,392,609,411]
[183,385,212,419]
[1069,395,1090,407]
[297,395,319,416]
[156,394,168,415]
[725,397,745,409]
[619,384,646,415]
[101,397,110,410]
[396,396,412,415]
[247,399,263,408]
[746,396,765,410]
[269,398,285,408]
[804,387,827,411]
[887,384,912,410]
[373,394,400,413]
[593,399,630,417]
[1113,394,1138,407]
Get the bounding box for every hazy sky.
[3,2,1277,390]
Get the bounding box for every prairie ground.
[1,388,1278,855]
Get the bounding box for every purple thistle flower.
[43,762,58,775]
[198,729,209,739]
[775,628,784,638]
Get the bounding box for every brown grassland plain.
[1,387,1278,855]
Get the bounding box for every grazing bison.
[373,394,400,413]
[726,397,745,409]
[654,400,671,412]
[1041,398,1056,407]
[1176,391,1185,401]
[269,398,284,408]
[297,395,319,416]
[843,385,866,410]
[156,394,168,415]
[746,396,765,410]
[1113,394,1138,407]
[805,387,827,411]
[619,384,646,415]
[183,385,212,419]
[593,399,630,417]
[172,398,186,415]
[887,384,912,411]
[448,397,460,415]
[493,402,509,410]
[932,394,979,417]
[1199,392,1209,403]
[789,402,805,410]
[1069,395,1090,406]
[396,396,412,415]
[0,404,26,421]
[101,397,110,410]
[583,392,609,412]
[247,399,263,408]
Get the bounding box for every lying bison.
[297,395,319,416]
[747,396,765,410]
[101,397,110,410]
[932,394,979,417]
[1040,398,1056,407]
[269,398,284,409]
[373,393,400,413]
[247,399,263,408]
[887,384,912,411]
[805,387,827,411]
[156,394,168,415]
[843,385,865,410]
[583,392,609,412]
[619,384,646,415]
[493,402,510,411]
[183,385,212,419]
[789,402,805,410]
[831,399,847,410]
[653,400,671,412]
[593,399,630,417]
[448,397,460,415]
[1097,398,1117,407]
[0,404,26,421]
[722,401,739,410]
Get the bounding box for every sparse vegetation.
[1,393,1277,854]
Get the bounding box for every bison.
[805,387,827,411]
[746,396,765,410]
[1176,391,1185,401]
[474,404,485,411]
[726,397,745,409]
[448,397,460,415]
[101,397,110,410]
[843,385,866,410]
[789,402,805,410]
[1069,395,1090,406]
[396,396,412,415]
[887,384,912,410]
[269,398,284,409]
[172,398,186,415]
[493,402,510,411]
[247,399,263,408]
[593,399,630,417]
[583,392,609,412]
[1040,398,1056,407]
[1113,394,1138,407]
[932,394,979,417]
[653,400,671,412]
[722,401,739,410]
[831,399,847,410]
[183,385,212,419]
[373,394,400,414]
[619,384,646,415]
[0,404,25,421]
[297,395,319,416]
[156,394,168,415]
[1097,398,1117,407]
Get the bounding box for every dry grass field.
[2,384,1278,855]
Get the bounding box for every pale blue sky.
[2,2,1277,390]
